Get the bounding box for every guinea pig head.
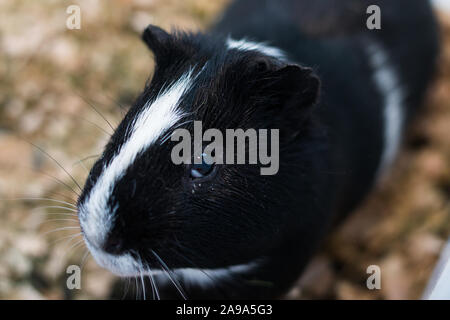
[77,25,320,279]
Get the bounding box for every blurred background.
[0,0,449,299]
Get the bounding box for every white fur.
[432,0,450,13]
[79,69,195,249]
[367,42,405,177]
[227,37,286,60]
[86,234,258,286]
[85,240,140,277]
[174,261,258,288]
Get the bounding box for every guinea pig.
[77,0,439,299]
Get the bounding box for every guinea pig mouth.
[85,236,260,281]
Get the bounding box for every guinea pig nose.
[103,235,125,255]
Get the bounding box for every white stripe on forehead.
[79,69,196,247]
[226,36,286,60]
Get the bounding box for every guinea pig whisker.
[134,277,139,300]
[33,205,78,213]
[26,140,83,193]
[139,269,146,300]
[32,169,81,197]
[12,151,81,198]
[73,157,90,175]
[51,232,83,245]
[147,266,160,300]
[75,92,116,132]
[72,154,101,166]
[72,154,101,175]
[53,238,87,272]
[59,234,83,249]
[136,252,159,301]
[151,250,187,300]
[134,252,150,300]
[44,212,78,217]
[47,191,78,204]
[42,226,80,236]
[63,238,86,259]
[169,245,215,283]
[73,115,113,137]
[61,234,83,247]
[147,274,155,300]
[52,235,85,269]
[2,197,77,208]
[44,218,79,224]
[80,249,91,272]
[59,110,113,137]
[103,93,128,117]
[159,119,194,146]
[121,278,132,300]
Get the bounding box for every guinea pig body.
[77,0,439,299]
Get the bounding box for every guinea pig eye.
[190,153,214,179]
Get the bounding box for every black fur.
[79,0,439,299]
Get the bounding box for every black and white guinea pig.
[77,0,439,299]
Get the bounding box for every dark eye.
[190,153,214,178]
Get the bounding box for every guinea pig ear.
[142,24,172,57]
[268,64,320,111]
[252,63,320,137]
